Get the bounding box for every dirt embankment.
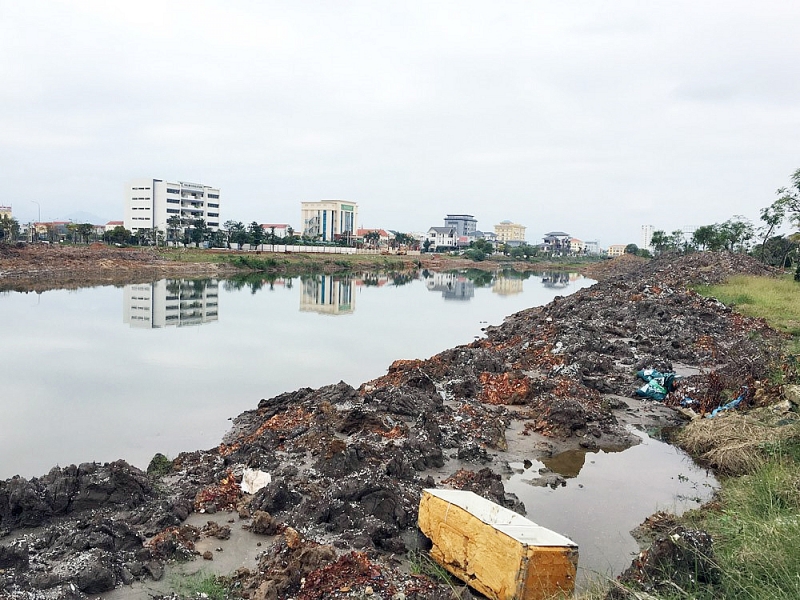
[0,243,239,292]
[0,242,598,294]
[0,251,787,599]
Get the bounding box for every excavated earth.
[0,251,787,599]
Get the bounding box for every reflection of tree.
[499,268,534,281]
[362,273,380,286]
[461,269,494,287]
[390,272,415,286]
[224,273,280,294]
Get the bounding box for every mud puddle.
[505,427,718,589]
[90,512,272,600]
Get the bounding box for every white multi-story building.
[301,200,358,242]
[641,225,654,252]
[124,179,221,236]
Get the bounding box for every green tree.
[670,230,686,253]
[692,225,718,251]
[364,231,381,248]
[624,243,639,254]
[0,215,21,243]
[76,223,94,244]
[649,230,669,255]
[471,238,494,254]
[190,218,209,246]
[167,215,183,246]
[104,225,131,245]
[718,216,754,252]
[753,235,797,268]
[248,221,264,249]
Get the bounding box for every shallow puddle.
[91,512,270,600]
[504,427,717,588]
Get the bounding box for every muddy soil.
[0,251,786,599]
[0,243,239,293]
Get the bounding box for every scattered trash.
[240,468,272,494]
[418,488,578,600]
[706,386,748,419]
[635,368,678,401]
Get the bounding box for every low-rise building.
[426,226,458,250]
[541,232,571,256]
[494,221,526,244]
[584,240,600,255]
[0,205,11,220]
[357,228,391,247]
[607,244,627,257]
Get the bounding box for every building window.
[208,194,219,199]
[167,198,179,204]
[208,213,218,217]
[166,188,179,194]
[208,203,219,208]
[167,209,179,214]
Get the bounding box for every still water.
[0,269,592,480]
[506,428,716,584]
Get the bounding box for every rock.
[251,511,280,535]
[144,560,164,581]
[784,384,800,407]
[74,549,115,594]
[0,540,29,569]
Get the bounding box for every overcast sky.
[2,1,799,246]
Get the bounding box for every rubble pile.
[0,252,788,599]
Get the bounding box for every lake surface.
[0,269,592,480]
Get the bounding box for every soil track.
[0,250,786,599]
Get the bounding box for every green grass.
[695,275,800,337]
[683,458,800,599]
[170,572,231,600]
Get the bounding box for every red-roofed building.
[357,228,391,247]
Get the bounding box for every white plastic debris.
[240,468,272,494]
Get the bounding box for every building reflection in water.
[540,271,572,289]
[492,277,524,296]
[123,279,219,328]
[423,272,475,301]
[300,275,355,315]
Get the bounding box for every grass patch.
[681,459,800,599]
[695,275,800,337]
[171,572,230,600]
[408,550,468,598]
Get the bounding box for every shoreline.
[0,248,786,599]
